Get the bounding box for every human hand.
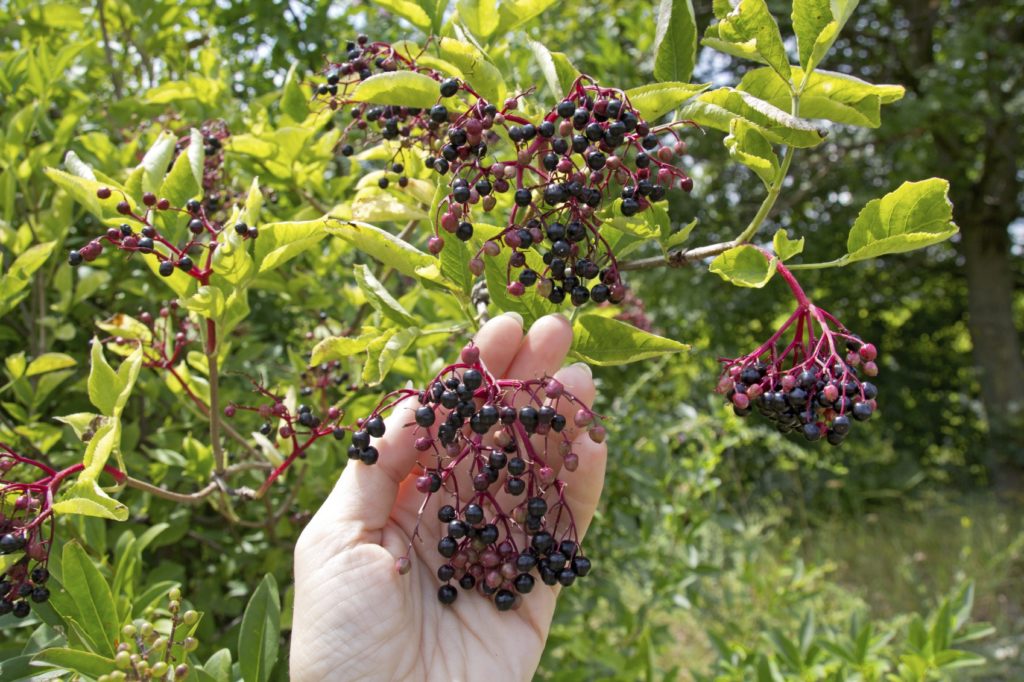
[290,313,607,681]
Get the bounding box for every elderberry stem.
[207,343,226,476]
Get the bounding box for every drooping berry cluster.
[102,587,198,681]
[717,256,879,445]
[224,381,352,498]
[350,343,603,611]
[314,39,696,307]
[68,188,258,285]
[1,443,125,617]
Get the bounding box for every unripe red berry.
[483,240,500,257]
[862,361,879,377]
[469,258,484,276]
[97,187,112,199]
[563,452,579,472]
[142,192,157,206]
[507,281,525,297]
[859,343,877,361]
[657,146,674,163]
[589,425,606,443]
[224,405,236,418]
[679,176,694,192]
[116,200,131,215]
[461,344,480,364]
[157,198,170,210]
[428,236,444,254]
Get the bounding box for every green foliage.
[0,0,1012,680]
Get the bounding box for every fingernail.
[569,362,593,378]
[499,311,523,326]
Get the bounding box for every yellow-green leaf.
[709,244,778,287]
[571,315,689,366]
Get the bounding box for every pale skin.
[291,313,608,681]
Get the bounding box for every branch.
[618,239,738,272]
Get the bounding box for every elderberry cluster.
[1,445,57,618]
[718,305,879,445]
[67,188,258,282]
[175,119,230,215]
[352,343,604,611]
[314,39,696,307]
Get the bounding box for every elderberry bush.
[352,342,603,611]
[314,39,695,307]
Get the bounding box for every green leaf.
[709,244,778,287]
[26,353,76,376]
[354,264,418,326]
[60,541,118,657]
[724,117,779,187]
[494,0,558,36]
[369,0,433,29]
[87,342,143,418]
[653,0,698,83]
[181,285,226,322]
[31,648,117,678]
[0,241,58,318]
[238,574,281,682]
[255,218,329,273]
[433,38,506,103]
[310,333,376,366]
[363,327,420,385]
[53,479,129,522]
[844,179,958,263]
[280,63,309,122]
[703,0,791,81]
[327,220,435,279]
[740,67,904,128]
[677,88,827,147]
[571,315,689,366]
[158,129,204,209]
[661,218,698,251]
[138,131,177,195]
[792,0,858,71]
[625,82,710,121]
[458,0,500,38]
[772,229,805,261]
[350,71,442,109]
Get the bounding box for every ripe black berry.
[68,250,83,266]
[439,78,460,97]
[429,105,448,123]
[438,584,458,604]
[359,446,379,464]
[415,406,436,427]
[365,416,386,438]
[513,188,532,207]
[177,256,193,272]
[464,503,484,525]
[494,589,515,611]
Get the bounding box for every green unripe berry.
[110,673,127,681]
[117,642,131,652]
[151,635,168,651]
[99,675,112,682]
[168,587,181,602]
[151,661,169,678]
[168,599,180,613]
[115,650,131,669]
[182,610,199,626]
[183,636,198,652]
[121,624,137,639]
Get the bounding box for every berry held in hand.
[352,341,603,611]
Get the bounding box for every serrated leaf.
[354,264,418,326]
[238,574,281,682]
[844,179,958,263]
[571,315,689,366]
[709,244,778,287]
[53,480,128,522]
[653,0,698,83]
[740,66,904,128]
[661,218,698,251]
[703,0,791,81]
[724,117,779,186]
[350,71,442,109]
[772,229,805,261]
[625,82,710,121]
[678,88,827,147]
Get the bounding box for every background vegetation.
[0,0,1021,680]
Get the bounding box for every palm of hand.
[291,314,606,682]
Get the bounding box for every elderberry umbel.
[313,39,697,308]
[353,342,604,611]
[223,380,353,499]
[0,443,126,618]
[717,252,879,445]
[67,187,259,301]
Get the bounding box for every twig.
[96,0,123,99]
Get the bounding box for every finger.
[320,313,528,538]
[503,314,573,381]
[557,431,607,544]
[475,312,525,378]
[315,401,423,537]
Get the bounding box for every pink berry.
[859,343,877,361]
